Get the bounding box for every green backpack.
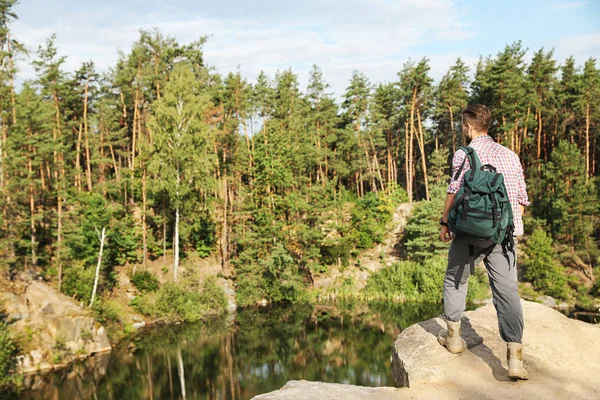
[448,146,515,251]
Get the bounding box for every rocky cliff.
[2,279,111,373]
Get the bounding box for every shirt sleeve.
[515,157,530,206]
[447,150,469,194]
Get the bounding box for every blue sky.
[12,0,600,95]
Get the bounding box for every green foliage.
[348,192,391,250]
[534,141,598,252]
[62,261,95,302]
[522,228,569,300]
[235,242,308,307]
[132,276,227,322]
[92,300,123,326]
[189,211,216,258]
[0,319,21,392]
[363,255,446,302]
[403,185,449,261]
[131,271,160,293]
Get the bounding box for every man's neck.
[468,131,488,144]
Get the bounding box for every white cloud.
[12,0,474,95]
[552,1,587,9]
[554,33,600,64]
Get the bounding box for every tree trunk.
[404,120,410,201]
[448,104,456,153]
[141,167,148,272]
[75,123,83,191]
[416,111,430,200]
[84,78,93,191]
[173,205,180,283]
[221,177,229,274]
[89,227,107,308]
[28,148,37,267]
[408,88,417,202]
[585,103,590,184]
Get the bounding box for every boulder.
[3,280,112,373]
[1,292,29,322]
[392,300,600,399]
[252,381,404,400]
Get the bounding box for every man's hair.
[461,104,491,132]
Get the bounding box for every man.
[437,104,530,380]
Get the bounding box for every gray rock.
[538,295,557,308]
[1,292,30,323]
[252,380,404,400]
[391,316,483,387]
[390,300,600,398]
[132,321,146,330]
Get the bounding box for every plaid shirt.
[447,135,530,236]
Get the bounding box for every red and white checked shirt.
[447,135,530,236]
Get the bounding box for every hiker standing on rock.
[438,104,530,380]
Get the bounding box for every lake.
[18,301,443,400]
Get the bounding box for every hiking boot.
[438,320,467,354]
[507,342,529,380]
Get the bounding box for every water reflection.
[20,302,442,400]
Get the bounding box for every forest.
[0,0,598,336]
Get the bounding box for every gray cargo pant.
[443,234,523,343]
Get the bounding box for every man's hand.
[440,225,454,242]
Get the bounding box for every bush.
[62,261,96,302]
[522,228,569,300]
[363,255,446,302]
[92,300,123,326]
[131,271,160,293]
[0,307,21,393]
[132,276,227,322]
[348,192,391,249]
[403,184,450,261]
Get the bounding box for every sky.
[11,0,600,96]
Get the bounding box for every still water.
[19,302,442,400]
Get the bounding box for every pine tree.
[578,58,600,182]
[32,35,69,290]
[522,227,568,300]
[397,58,433,201]
[435,58,469,152]
[535,141,598,255]
[342,71,374,197]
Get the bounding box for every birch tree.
[148,63,215,282]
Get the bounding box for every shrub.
[131,271,160,293]
[62,261,95,302]
[522,228,569,300]
[364,255,446,302]
[92,300,123,326]
[403,185,450,261]
[130,293,158,317]
[0,306,21,392]
[348,192,391,249]
[133,277,227,322]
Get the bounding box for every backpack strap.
[453,146,483,182]
[453,147,472,180]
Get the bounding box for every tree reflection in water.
[19,301,441,400]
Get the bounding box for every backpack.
[448,147,515,267]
